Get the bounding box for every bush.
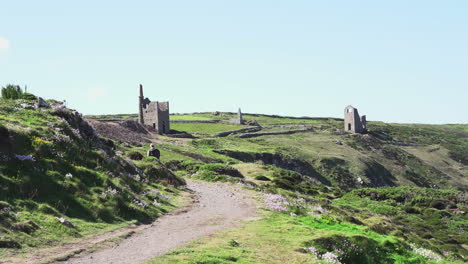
[1,84,24,100]
[22,93,37,101]
[198,164,244,178]
[254,175,271,181]
[128,151,144,160]
[305,235,400,264]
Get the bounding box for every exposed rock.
[12,220,40,234]
[244,120,260,126]
[36,97,50,108]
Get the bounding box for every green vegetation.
[1,84,36,101]
[334,187,467,257]
[0,99,184,257]
[142,112,466,263]
[152,212,462,264]
[368,122,468,165]
[1,85,24,100]
[171,123,245,136]
[2,106,466,263]
[151,181,466,263]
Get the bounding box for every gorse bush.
[1,84,24,100]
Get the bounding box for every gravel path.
[62,180,257,264]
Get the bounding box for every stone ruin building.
[229,108,244,124]
[138,84,170,134]
[344,105,366,134]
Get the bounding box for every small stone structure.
[344,105,367,133]
[229,108,244,124]
[138,84,170,134]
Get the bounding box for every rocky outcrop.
[35,97,50,108]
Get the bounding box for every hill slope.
[0,99,184,256]
[88,112,467,191]
[1,104,466,263]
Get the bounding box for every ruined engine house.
[344,105,366,134]
[138,84,170,134]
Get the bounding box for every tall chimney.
[138,84,144,124]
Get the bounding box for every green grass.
[150,211,460,264]
[243,114,340,126]
[171,123,246,135]
[170,115,216,121]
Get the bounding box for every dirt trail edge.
[60,180,257,264]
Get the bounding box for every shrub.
[197,163,244,179]
[1,84,24,100]
[254,175,270,181]
[304,235,398,264]
[22,93,37,101]
[128,151,144,160]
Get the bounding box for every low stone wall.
[238,128,314,138]
[214,127,262,137]
[170,120,220,124]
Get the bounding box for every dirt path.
[59,180,257,264]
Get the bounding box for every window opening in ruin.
[348,123,352,130]
[153,123,156,129]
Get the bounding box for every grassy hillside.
[1,104,466,263]
[0,98,184,257]
[87,112,467,263]
[96,112,466,191]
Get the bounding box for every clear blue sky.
[1,1,467,124]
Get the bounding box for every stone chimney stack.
[238,108,243,124]
[138,84,144,124]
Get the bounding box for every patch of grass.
[170,115,215,121]
[171,123,245,136]
[151,212,457,264]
